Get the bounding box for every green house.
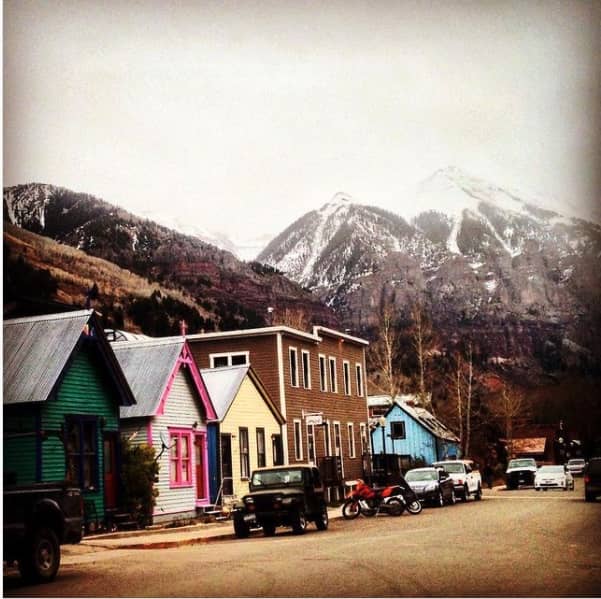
[3,310,135,531]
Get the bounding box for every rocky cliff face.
[3,183,338,331]
[258,168,601,378]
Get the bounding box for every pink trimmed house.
[112,337,216,524]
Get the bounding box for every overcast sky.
[4,0,601,242]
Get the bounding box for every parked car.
[584,457,601,502]
[432,459,482,501]
[566,458,586,476]
[505,458,538,489]
[232,465,329,538]
[534,465,574,491]
[3,481,84,583]
[404,467,456,507]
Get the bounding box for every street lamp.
[378,416,387,454]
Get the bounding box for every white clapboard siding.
[151,366,208,519]
[221,375,282,499]
[120,420,150,446]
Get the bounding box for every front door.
[194,434,206,501]
[103,433,118,509]
[220,434,233,495]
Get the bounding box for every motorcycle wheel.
[342,499,361,520]
[406,499,423,514]
[386,497,404,517]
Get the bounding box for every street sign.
[305,413,323,426]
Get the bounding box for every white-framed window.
[347,423,356,458]
[210,351,249,368]
[333,421,342,457]
[355,363,364,397]
[289,347,299,387]
[323,420,331,456]
[293,419,303,461]
[359,423,367,455]
[318,354,328,392]
[343,360,351,395]
[301,350,311,389]
[329,357,338,393]
[306,423,316,463]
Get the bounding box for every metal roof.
[199,365,249,421]
[113,338,184,418]
[4,310,96,404]
[200,365,285,425]
[3,309,135,408]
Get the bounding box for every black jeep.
[232,465,329,538]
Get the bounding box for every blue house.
[368,395,460,467]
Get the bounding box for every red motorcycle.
[342,480,405,518]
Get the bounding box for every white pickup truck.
[432,459,482,501]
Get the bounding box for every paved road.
[4,480,601,597]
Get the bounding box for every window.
[347,423,356,458]
[329,357,338,393]
[294,420,303,460]
[256,428,266,468]
[391,421,406,439]
[323,420,331,456]
[169,430,192,487]
[307,424,316,463]
[289,347,299,387]
[333,422,342,457]
[239,428,250,479]
[319,355,327,392]
[209,352,249,368]
[301,350,311,389]
[272,434,284,466]
[359,423,367,455]
[355,363,364,397]
[65,417,98,490]
[343,360,351,395]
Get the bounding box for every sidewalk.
[61,507,343,561]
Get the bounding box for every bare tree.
[411,302,433,413]
[367,300,407,398]
[272,307,310,331]
[450,342,474,456]
[488,384,530,459]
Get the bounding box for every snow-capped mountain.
[258,168,601,374]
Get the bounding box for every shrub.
[120,439,159,528]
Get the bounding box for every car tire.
[436,491,444,508]
[18,527,60,584]
[233,518,250,539]
[461,485,469,501]
[585,492,595,502]
[315,506,329,530]
[292,511,307,534]
[407,499,423,514]
[475,484,482,501]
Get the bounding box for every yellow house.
[201,365,285,502]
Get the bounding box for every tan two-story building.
[187,325,370,500]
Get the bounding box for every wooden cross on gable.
[179,320,188,337]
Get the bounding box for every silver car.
[566,458,586,476]
[534,465,575,491]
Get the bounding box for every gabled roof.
[200,365,285,425]
[368,394,459,443]
[3,309,134,406]
[114,338,185,418]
